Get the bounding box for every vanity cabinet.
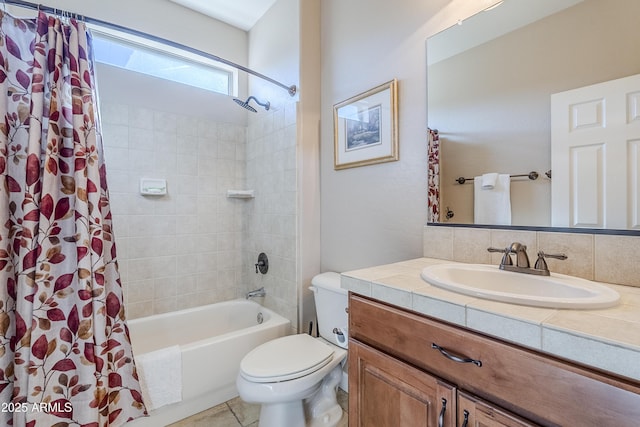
[348,293,640,427]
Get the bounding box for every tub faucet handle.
[255,252,269,274]
[255,261,264,273]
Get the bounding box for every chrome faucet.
[246,287,266,299]
[487,242,567,276]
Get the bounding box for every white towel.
[136,345,182,411]
[474,174,511,225]
[481,173,498,189]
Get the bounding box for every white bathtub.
[127,299,290,426]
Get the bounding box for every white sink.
[420,264,620,309]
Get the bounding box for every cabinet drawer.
[458,391,541,427]
[349,293,640,427]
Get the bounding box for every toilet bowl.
[236,272,348,427]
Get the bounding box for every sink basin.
[420,264,620,309]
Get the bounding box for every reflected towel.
[474,174,511,225]
[481,173,498,189]
[136,345,182,411]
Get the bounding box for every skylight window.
[91,32,235,96]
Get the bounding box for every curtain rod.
[3,0,297,97]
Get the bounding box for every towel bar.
[455,171,539,185]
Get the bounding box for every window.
[91,31,236,96]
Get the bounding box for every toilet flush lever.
[333,327,348,347]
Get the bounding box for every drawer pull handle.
[461,410,469,427]
[431,343,482,367]
[438,398,447,427]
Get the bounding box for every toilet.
[236,272,348,427]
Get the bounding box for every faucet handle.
[255,252,269,274]
[487,247,508,254]
[487,247,513,266]
[534,251,568,273]
[539,251,568,261]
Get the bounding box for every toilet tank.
[310,272,348,348]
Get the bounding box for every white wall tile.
[129,107,154,130]
[102,100,248,319]
[243,102,298,327]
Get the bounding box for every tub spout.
[246,287,266,299]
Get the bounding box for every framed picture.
[333,79,398,170]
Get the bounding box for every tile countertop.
[341,257,640,382]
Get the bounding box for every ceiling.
[169,0,277,31]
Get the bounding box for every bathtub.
[127,299,290,426]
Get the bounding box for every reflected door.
[551,73,640,229]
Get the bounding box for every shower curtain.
[427,128,440,223]
[0,11,146,426]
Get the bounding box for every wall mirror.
[427,0,640,231]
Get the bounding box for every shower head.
[233,96,270,113]
[233,98,257,112]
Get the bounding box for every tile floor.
[168,389,349,427]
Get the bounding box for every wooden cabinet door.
[457,392,539,427]
[349,340,456,427]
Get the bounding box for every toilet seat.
[240,334,335,383]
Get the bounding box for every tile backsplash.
[424,226,640,288]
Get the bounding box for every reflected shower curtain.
[427,128,440,223]
[0,11,146,426]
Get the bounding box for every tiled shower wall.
[242,101,299,330]
[101,101,247,319]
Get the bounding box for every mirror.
[427,0,640,230]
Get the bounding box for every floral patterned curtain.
[427,128,440,223]
[0,11,146,426]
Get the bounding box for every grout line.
[228,400,258,427]
[226,402,244,426]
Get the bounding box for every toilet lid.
[240,334,335,383]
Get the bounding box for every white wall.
[297,0,322,335]
[248,0,300,108]
[319,0,559,273]
[319,0,490,273]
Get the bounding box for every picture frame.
[333,79,398,170]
